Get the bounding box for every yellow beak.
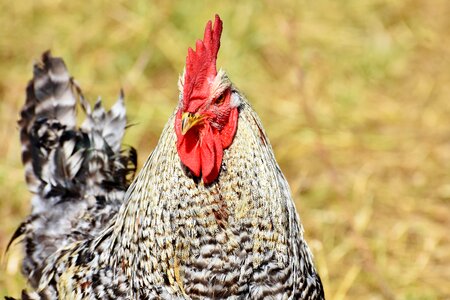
[181,112,205,135]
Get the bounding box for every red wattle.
[175,105,238,184]
[175,111,201,177]
[200,126,223,184]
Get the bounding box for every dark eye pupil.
[216,94,224,104]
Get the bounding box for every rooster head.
[175,15,240,184]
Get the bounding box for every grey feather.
[10,51,137,290]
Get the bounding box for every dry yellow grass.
[1,1,449,299]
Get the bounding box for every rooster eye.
[215,94,225,105]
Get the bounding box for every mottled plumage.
[9,51,137,289]
[11,16,324,300]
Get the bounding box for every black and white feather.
[8,51,137,288]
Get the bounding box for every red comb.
[183,15,223,107]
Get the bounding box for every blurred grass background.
[0,0,449,299]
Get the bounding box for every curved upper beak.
[181,112,205,135]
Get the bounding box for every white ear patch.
[230,91,241,108]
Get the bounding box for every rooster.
[10,15,324,299]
